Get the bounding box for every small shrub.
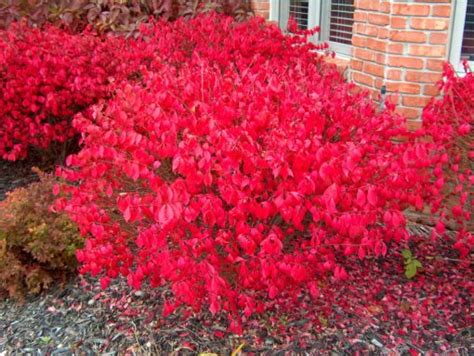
[401,248,422,279]
[0,22,146,160]
[0,169,82,300]
[420,64,473,247]
[0,2,253,161]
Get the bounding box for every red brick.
[430,32,448,44]
[368,13,390,26]
[432,5,451,17]
[396,107,421,120]
[364,62,385,77]
[392,4,430,16]
[411,18,449,30]
[387,56,424,69]
[406,71,443,83]
[406,119,423,130]
[366,87,380,99]
[390,30,427,43]
[250,1,269,11]
[402,95,433,107]
[387,43,404,54]
[354,0,368,10]
[349,84,364,96]
[325,57,350,74]
[380,2,391,13]
[374,53,386,64]
[387,69,402,80]
[350,59,364,71]
[391,17,407,29]
[356,0,380,11]
[375,78,384,89]
[353,11,368,22]
[254,10,269,19]
[352,35,368,48]
[408,44,446,57]
[352,71,374,86]
[385,93,400,105]
[353,47,374,61]
[386,82,421,94]
[424,84,441,96]
[377,28,390,39]
[367,38,387,52]
[355,23,379,37]
[426,59,444,71]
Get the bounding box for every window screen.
[289,1,309,30]
[328,0,355,45]
[462,0,474,60]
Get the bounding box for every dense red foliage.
[421,64,473,238]
[50,15,472,331]
[0,23,142,160]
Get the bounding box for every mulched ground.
[0,159,39,201]
[0,161,472,355]
[0,226,472,355]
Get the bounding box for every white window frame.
[270,0,354,58]
[449,0,474,72]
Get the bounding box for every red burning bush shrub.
[54,15,472,330]
[0,22,145,160]
[420,64,473,239]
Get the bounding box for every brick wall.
[250,0,270,20]
[351,0,452,127]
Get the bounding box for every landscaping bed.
[0,9,472,355]
[0,150,471,354]
[1,225,472,354]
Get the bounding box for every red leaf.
[123,207,131,222]
[158,204,175,225]
[367,186,378,207]
[356,188,366,207]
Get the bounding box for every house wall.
[250,0,271,20]
[351,0,452,128]
[250,0,456,127]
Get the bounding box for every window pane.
[462,0,474,60]
[289,1,309,30]
[329,0,355,45]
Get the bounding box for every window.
[327,1,355,46]
[462,0,474,61]
[321,0,355,55]
[450,0,474,70]
[277,1,318,32]
[274,0,355,56]
[288,1,310,30]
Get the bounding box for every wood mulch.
[0,159,39,201]
[0,249,471,355]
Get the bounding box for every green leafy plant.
[38,336,53,345]
[402,249,422,279]
[0,168,82,300]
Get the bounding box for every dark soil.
[0,159,39,201]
